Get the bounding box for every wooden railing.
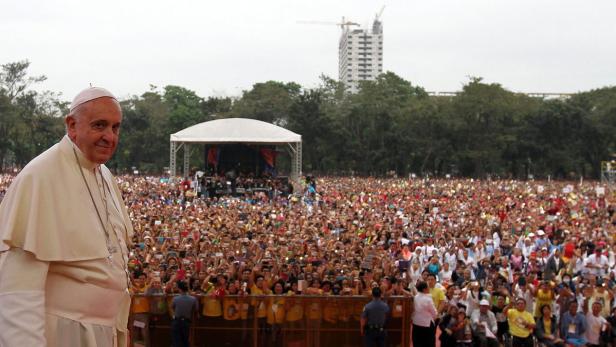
[129,294,413,347]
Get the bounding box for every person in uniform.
[0,87,134,346]
[171,281,199,347]
[361,287,390,347]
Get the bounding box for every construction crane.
[297,17,360,30]
[375,5,386,22]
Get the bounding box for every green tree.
[163,85,208,131]
[201,96,232,117]
[0,61,62,169]
[231,81,301,124]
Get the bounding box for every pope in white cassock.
[0,87,134,347]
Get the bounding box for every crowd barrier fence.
[129,294,414,347]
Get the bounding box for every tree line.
[1,60,615,179]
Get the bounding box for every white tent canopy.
[169,118,302,181]
[170,118,301,144]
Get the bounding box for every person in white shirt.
[407,260,423,289]
[584,300,608,346]
[439,262,453,284]
[485,239,495,257]
[572,255,585,276]
[470,300,498,347]
[584,249,609,278]
[492,232,501,250]
[461,281,482,316]
[520,235,537,259]
[534,230,552,250]
[608,244,616,270]
[458,248,476,268]
[474,242,488,262]
[444,249,458,271]
[513,278,535,313]
[537,247,550,275]
[412,281,438,347]
[411,247,426,269]
[424,238,437,257]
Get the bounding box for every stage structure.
[169,118,302,183]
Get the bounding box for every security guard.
[361,287,390,347]
[171,281,199,347]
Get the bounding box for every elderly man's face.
[66,97,122,164]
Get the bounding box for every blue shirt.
[362,299,390,327]
[172,293,199,320]
[560,311,587,340]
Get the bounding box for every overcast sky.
[1,0,615,101]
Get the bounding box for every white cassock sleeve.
[0,248,49,346]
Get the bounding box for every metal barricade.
[129,294,413,347]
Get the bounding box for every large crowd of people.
[2,172,616,346]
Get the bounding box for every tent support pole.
[183,144,190,178]
[170,142,184,179]
[287,142,302,185]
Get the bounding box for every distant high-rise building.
[339,17,383,93]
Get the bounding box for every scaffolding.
[287,142,302,184]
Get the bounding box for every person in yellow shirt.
[251,275,272,317]
[285,282,305,346]
[130,274,150,347]
[218,280,247,346]
[250,275,272,346]
[223,281,241,321]
[286,282,304,323]
[267,281,286,346]
[533,281,554,317]
[427,273,446,313]
[201,275,224,318]
[505,297,536,347]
